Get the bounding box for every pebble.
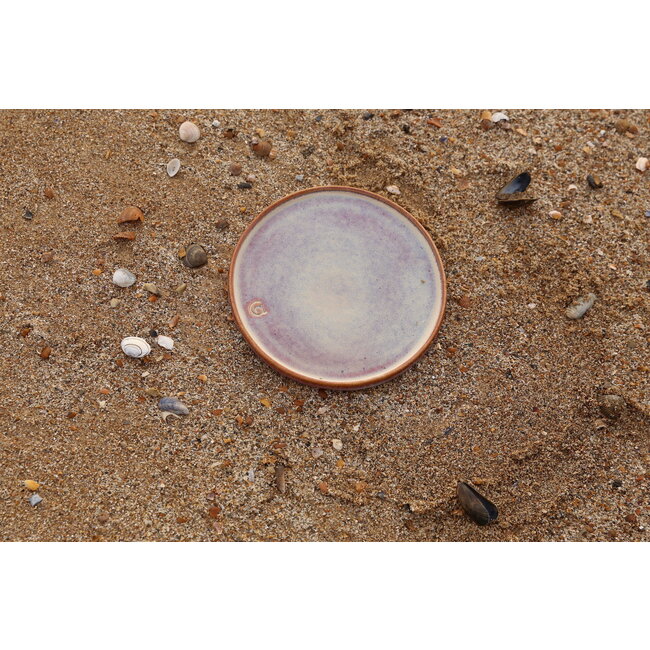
[167,158,181,177]
[117,206,144,223]
[332,439,343,451]
[614,119,637,134]
[158,397,189,415]
[40,346,52,359]
[183,244,207,268]
[142,282,160,295]
[362,111,374,120]
[587,174,603,189]
[179,121,200,143]
[174,283,187,294]
[156,335,174,350]
[636,157,648,172]
[24,480,40,491]
[29,494,43,507]
[311,447,324,459]
[385,185,401,195]
[237,182,253,190]
[212,119,221,128]
[44,187,55,199]
[109,298,120,308]
[565,293,596,319]
[549,210,562,220]
[295,174,304,182]
[582,215,593,224]
[598,394,625,419]
[491,112,509,122]
[229,163,242,176]
[275,464,287,494]
[112,268,136,288]
[23,208,34,220]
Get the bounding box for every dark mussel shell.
[457,481,499,525]
[496,171,537,205]
[587,174,603,189]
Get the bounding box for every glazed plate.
[229,187,446,389]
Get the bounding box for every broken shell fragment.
[183,244,208,268]
[587,174,603,189]
[158,397,189,415]
[112,268,136,288]
[29,494,43,507]
[156,335,174,350]
[457,481,498,525]
[251,139,272,157]
[496,171,537,205]
[24,480,40,491]
[491,112,509,123]
[179,121,200,143]
[120,336,151,358]
[565,293,596,319]
[117,206,144,223]
[598,394,625,419]
[167,158,181,177]
[142,282,160,295]
[636,157,649,172]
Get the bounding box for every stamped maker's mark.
[247,299,268,318]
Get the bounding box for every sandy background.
[0,109,648,542]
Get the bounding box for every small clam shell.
[598,393,625,419]
[457,481,498,525]
[120,336,151,358]
[156,335,174,350]
[251,139,272,157]
[491,112,509,123]
[112,268,136,288]
[179,121,200,143]
[565,293,596,319]
[183,244,208,268]
[158,397,189,415]
[167,158,181,177]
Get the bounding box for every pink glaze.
[230,188,445,388]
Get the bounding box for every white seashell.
[385,185,401,195]
[121,336,151,358]
[167,158,181,177]
[491,112,509,122]
[112,268,136,288]
[179,121,200,143]
[156,335,174,350]
[636,157,648,172]
[565,293,596,319]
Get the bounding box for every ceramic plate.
[229,187,446,389]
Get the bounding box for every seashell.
[587,174,603,189]
[29,494,43,507]
[112,268,136,288]
[275,464,287,494]
[229,163,242,176]
[496,171,537,205]
[161,411,180,422]
[491,111,509,122]
[179,121,200,143]
[386,185,401,195]
[120,336,151,358]
[117,206,144,223]
[565,293,596,319]
[158,397,189,415]
[636,157,649,172]
[142,282,160,295]
[183,244,208,268]
[167,158,181,177]
[24,480,40,491]
[598,393,625,419]
[457,481,498,525]
[251,139,272,157]
[156,335,174,350]
[114,231,136,241]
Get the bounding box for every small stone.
[635,157,649,172]
[362,111,374,120]
[385,185,401,195]
[598,394,625,419]
[275,464,287,494]
[40,346,52,359]
[311,447,324,459]
[142,282,160,295]
[167,158,181,177]
[24,480,40,491]
[41,252,54,263]
[23,208,34,220]
[223,127,237,139]
[549,210,562,220]
[251,140,272,157]
[174,283,187,294]
[208,505,222,518]
[215,219,229,231]
[44,187,55,199]
[332,439,343,451]
[237,182,253,190]
[29,494,43,507]
[109,298,120,308]
[565,293,596,319]
[582,215,593,224]
[295,174,304,182]
[229,163,242,176]
[179,121,200,143]
[98,513,109,524]
[197,374,207,382]
[614,119,637,134]
[212,119,221,128]
[458,295,471,308]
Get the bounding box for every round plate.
[229,187,446,389]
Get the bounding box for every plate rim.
[228,186,447,389]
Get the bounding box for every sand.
[0,109,648,542]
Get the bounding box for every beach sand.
[0,109,648,541]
